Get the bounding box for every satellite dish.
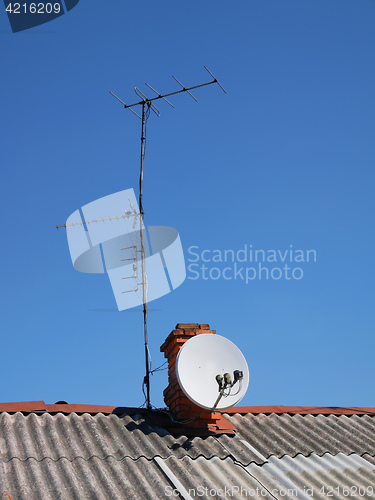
[176,334,249,411]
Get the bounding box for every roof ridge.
[224,406,375,416]
[0,452,173,465]
[1,402,375,416]
[0,449,257,465]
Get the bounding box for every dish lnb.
[176,334,249,411]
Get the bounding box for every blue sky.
[1,0,374,409]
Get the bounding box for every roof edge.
[223,405,375,416]
[0,402,374,416]
[0,401,117,415]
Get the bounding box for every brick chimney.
[160,323,236,435]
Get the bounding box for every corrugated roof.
[1,447,374,499]
[263,452,375,500]
[363,454,375,466]
[0,453,305,500]
[0,455,171,500]
[224,412,375,459]
[1,408,375,499]
[0,411,262,465]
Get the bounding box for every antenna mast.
[110,67,226,409]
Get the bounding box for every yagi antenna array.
[110,66,226,120]
[56,207,140,230]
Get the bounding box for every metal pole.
[139,101,151,409]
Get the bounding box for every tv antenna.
[57,67,225,410]
[109,66,226,410]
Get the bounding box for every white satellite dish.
[176,334,249,411]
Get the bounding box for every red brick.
[176,323,199,329]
